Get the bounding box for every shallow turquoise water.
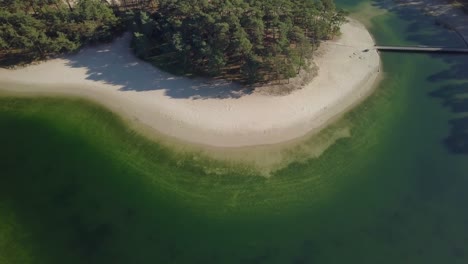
[0,1,467,263]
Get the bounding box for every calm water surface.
[0,0,467,263]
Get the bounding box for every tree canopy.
[0,0,346,84]
[0,0,120,65]
[131,0,346,83]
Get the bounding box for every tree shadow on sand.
[372,0,468,154]
[65,33,251,100]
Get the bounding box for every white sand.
[0,19,380,148]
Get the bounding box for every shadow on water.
[65,33,251,100]
[372,0,466,48]
[372,0,468,47]
[372,0,468,155]
[429,56,468,154]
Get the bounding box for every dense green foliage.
[0,0,119,65]
[0,0,345,83]
[131,0,346,83]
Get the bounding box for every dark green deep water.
[1,1,468,263]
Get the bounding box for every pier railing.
[374,45,468,54]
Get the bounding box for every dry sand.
[0,19,380,148]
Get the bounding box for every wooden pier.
[374,46,468,54]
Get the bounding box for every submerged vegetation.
[0,0,120,66]
[131,0,346,83]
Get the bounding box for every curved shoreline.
[0,19,380,148]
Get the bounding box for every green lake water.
[1,0,468,263]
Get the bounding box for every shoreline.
[0,18,381,148]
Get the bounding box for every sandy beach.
[0,19,380,147]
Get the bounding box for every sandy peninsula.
[0,19,380,148]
